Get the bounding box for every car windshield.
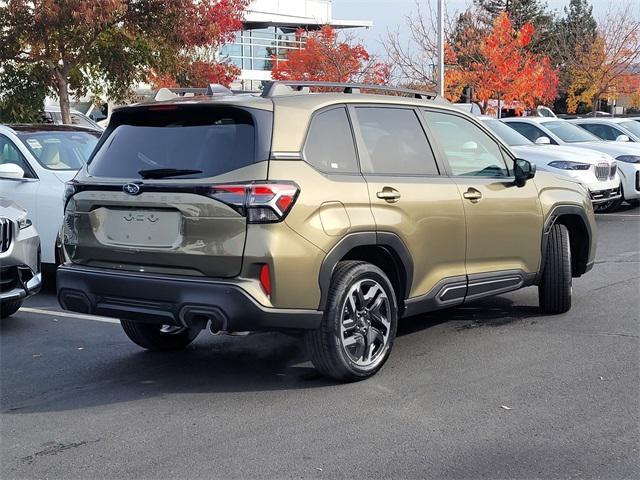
[620,121,640,137]
[482,119,532,146]
[16,130,100,170]
[544,121,599,143]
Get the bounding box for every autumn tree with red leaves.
[449,12,558,115]
[272,26,390,85]
[0,0,248,123]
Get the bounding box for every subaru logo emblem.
[123,183,141,195]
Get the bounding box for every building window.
[219,26,306,73]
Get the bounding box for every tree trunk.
[54,71,72,124]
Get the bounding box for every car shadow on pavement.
[400,295,541,335]
[2,296,540,415]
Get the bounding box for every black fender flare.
[317,231,414,310]
[538,204,593,281]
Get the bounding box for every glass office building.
[222,0,372,90]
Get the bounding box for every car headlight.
[615,155,640,164]
[548,161,591,170]
[16,214,32,230]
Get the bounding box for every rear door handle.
[463,188,482,202]
[377,187,401,202]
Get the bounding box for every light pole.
[436,0,445,97]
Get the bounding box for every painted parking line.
[595,213,640,217]
[19,307,120,324]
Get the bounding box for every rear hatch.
[63,102,273,277]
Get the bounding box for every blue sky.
[333,0,612,55]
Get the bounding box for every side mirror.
[535,136,551,145]
[0,163,25,179]
[616,134,630,142]
[461,141,478,151]
[514,159,536,187]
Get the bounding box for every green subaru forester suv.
[58,82,596,381]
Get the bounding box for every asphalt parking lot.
[1,208,639,480]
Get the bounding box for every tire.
[306,261,398,382]
[120,320,200,351]
[538,223,572,314]
[594,196,623,213]
[627,199,640,208]
[0,300,23,319]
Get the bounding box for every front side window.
[424,111,509,177]
[506,122,556,144]
[483,119,532,147]
[543,121,599,143]
[16,131,99,171]
[0,135,35,178]
[355,107,439,175]
[578,123,626,141]
[304,107,358,173]
[620,121,640,138]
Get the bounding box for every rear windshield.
[88,105,271,179]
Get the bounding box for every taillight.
[209,182,299,223]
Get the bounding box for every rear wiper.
[138,168,203,179]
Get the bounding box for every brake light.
[259,263,272,296]
[208,182,299,223]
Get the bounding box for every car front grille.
[595,163,610,180]
[590,187,620,200]
[610,163,617,178]
[0,218,13,253]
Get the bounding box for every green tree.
[555,0,598,88]
[0,0,248,124]
[0,62,51,123]
[474,0,553,51]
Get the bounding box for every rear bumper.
[57,265,322,331]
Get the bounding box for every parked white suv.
[0,125,101,269]
[503,117,640,209]
[480,117,620,208]
[0,198,41,318]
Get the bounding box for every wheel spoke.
[352,333,366,359]
[363,283,382,308]
[356,285,366,310]
[370,309,390,332]
[346,293,358,316]
[343,333,360,347]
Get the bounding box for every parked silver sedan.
[0,198,41,318]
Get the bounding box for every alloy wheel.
[339,278,392,368]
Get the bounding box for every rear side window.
[304,107,358,173]
[88,106,270,179]
[354,107,439,175]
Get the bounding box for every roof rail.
[153,84,233,101]
[261,81,441,101]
